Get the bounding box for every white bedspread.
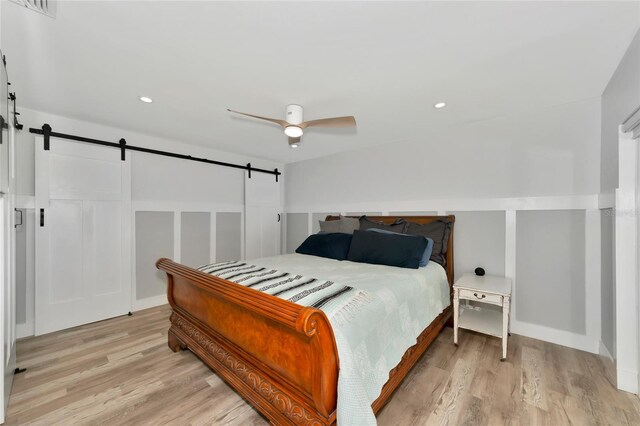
[248,254,450,425]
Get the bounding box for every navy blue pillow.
[366,228,433,267]
[296,233,353,261]
[347,230,428,269]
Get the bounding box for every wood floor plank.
[542,340,571,396]
[8,354,141,413]
[21,332,162,383]
[545,390,595,426]
[6,304,638,426]
[426,357,476,425]
[90,362,209,425]
[521,345,548,411]
[459,395,488,426]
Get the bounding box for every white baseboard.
[17,297,166,338]
[132,294,167,312]
[16,321,35,339]
[510,319,598,354]
[617,368,639,394]
[599,340,614,361]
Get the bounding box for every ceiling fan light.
[290,143,299,148]
[284,126,303,138]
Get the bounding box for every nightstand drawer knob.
[473,293,486,299]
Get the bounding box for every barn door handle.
[40,208,44,227]
[14,209,22,228]
[277,214,281,222]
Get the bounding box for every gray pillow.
[319,215,360,234]
[404,219,452,267]
[359,216,408,233]
[338,216,360,233]
[318,219,342,233]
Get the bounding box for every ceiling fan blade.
[288,137,301,146]
[300,116,356,129]
[227,109,288,128]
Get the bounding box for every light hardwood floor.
[6,305,639,425]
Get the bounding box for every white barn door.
[0,54,17,423]
[35,137,131,335]
[245,172,281,260]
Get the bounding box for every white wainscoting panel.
[286,195,602,354]
[180,212,211,268]
[515,210,586,334]
[286,213,309,254]
[16,193,604,355]
[131,204,243,312]
[134,211,174,304]
[600,208,616,358]
[216,212,243,262]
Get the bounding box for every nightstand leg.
[502,297,510,360]
[453,288,459,346]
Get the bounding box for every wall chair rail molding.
[284,194,600,215]
[29,124,281,181]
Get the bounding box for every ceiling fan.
[227,104,356,148]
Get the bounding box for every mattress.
[244,253,451,425]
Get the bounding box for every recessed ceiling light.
[139,96,153,103]
[434,102,447,109]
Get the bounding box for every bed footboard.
[156,258,339,425]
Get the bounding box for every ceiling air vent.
[9,0,57,18]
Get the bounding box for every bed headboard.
[325,215,455,286]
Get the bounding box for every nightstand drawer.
[458,289,502,305]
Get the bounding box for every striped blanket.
[198,260,373,325]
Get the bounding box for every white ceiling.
[3,1,639,164]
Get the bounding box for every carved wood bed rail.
[157,215,454,425]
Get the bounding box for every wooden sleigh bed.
[156,215,455,425]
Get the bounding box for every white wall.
[15,107,283,336]
[286,98,600,208]
[284,98,603,354]
[16,108,280,199]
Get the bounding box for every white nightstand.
[453,273,512,360]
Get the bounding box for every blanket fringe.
[329,290,375,327]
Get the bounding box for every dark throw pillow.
[366,228,434,267]
[404,219,453,267]
[359,216,408,233]
[296,233,353,261]
[347,230,427,269]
